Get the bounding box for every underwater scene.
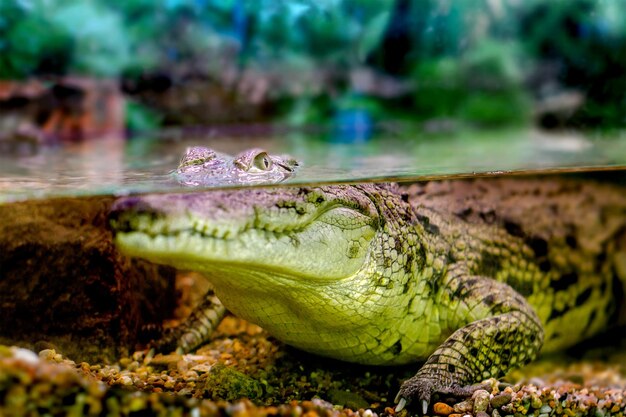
[1,1,626,416]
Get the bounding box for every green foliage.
[125,100,163,132]
[0,2,72,77]
[0,0,132,78]
[50,2,132,77]
[412,40,531,126]
[412,58,464,118]
[0,0,624,127]
[251,0,393,67]
[521,0,626,127]
[458,91,530,126]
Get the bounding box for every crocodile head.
[175,147,299,186]
[110,184,424,364]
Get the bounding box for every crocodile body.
[110,178,626,412]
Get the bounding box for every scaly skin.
[110,178,626,414]
[175,147,299,186]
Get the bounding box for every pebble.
[119,375,133,386]
[434,402,454,415]
[530,394,543,409]
[476,412,489,417]
[0,311,625,417]
[454,400,474,414]
[490,392,513,409]
[472,389,491,413]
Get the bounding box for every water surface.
[1,127,625,202]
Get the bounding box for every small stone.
[454,400,473,414]
[492,410,501,417]
[491,393,513,409]
[472,390,491,413]
[327,389,369,410]
[119,375,133,386]
[448,414,462,417]
[434,402,454,415]
[12,347,39,365]
[530,395,542,409]
[476,412,490,417]
[38,349,57,361]
[538,414,549,417]
[539,405,552,414]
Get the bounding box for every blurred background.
[1,0,624,145]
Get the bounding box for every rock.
[491,392,513,409]
[202,363,264,401]
[454,400,474,414]
[434,402,454,415]
[472,389,491,413]
[530,394,543,409]
[0,196,177,362]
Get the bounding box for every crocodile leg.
[396,273,544,414]
[154,292,227,353]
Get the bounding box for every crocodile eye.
[253,152,273,171]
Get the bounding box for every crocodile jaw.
[110,187,379,287]
[114,207,376,285]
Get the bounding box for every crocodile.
[109,178,626,414]
[175,146,299,186]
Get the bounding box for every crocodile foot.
[394,376,489,415]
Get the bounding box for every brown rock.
[472,389,491,413]
[490,392,513,409]
[453,400,474,413]
[0,196,177,362]
[433,402,454,415]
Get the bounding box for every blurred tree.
[521,0,626,126]
[0,2,72,77]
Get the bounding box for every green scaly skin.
[110,178,626,414]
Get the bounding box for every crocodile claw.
[394,397,407,413]
[396,373,493,415]
[394,392,428,415]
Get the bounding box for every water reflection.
[0,128,625,203]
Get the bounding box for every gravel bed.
[1,316,624,417]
